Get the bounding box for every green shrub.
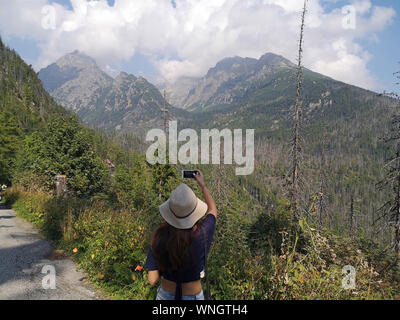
[14,115,111,197]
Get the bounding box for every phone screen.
[182,170,197,178]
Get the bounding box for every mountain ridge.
[39,51,191,134]
[165,52,332,110]
[38,50,393,143]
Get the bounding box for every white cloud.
[0,0,396,90]
[104,64,119,78]
[313,39,375,89]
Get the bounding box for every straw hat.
[160,184,208,229]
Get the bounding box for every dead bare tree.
[349,195,356,238]
[161,90,169,137]
[318,135,328,227]
[378,142,400,261]
[215,140,230,204]
[377,73,400,262]
[289,0,308,218]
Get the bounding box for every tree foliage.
[14,115,110,197]
[0,110,21,183]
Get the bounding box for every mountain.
[165,53,394,144]
[165,53,299,110]
[39,50,113,114]
[39,51,191,134]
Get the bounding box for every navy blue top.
[144,214,216,291]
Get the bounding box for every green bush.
[14,115,111,197]
[67,202,155,299]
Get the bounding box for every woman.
[144,170,217,300]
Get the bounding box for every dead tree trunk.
[349,195,355,238]
[162,90,169,137]
[318,128,328,227]
[289,0,308,218]
[394,145,400,260]
[377,88,400,263]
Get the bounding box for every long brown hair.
[151,222,199,273]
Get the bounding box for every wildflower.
[91,254,95,259]
[73,248,78,253]
[135,265,143,272]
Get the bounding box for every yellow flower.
[72,248,78,253]
[91,254,95,259]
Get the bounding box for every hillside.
[165,53,395,158]
[166,52,391,123]
[0,37,69,183]
[0,38,68,129]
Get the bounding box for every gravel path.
[0,208,102,300]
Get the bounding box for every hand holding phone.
[182,170,198,179]
[194,170,206,188]
[182,169,205,188]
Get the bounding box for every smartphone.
[182,170,198,179]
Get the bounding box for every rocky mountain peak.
[165,51,321,110]
[39,52,190,134]
[257,52,295,68]
[207,56,256,76]
[55,50,98,70]
[114,71,137,85]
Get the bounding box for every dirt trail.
[0,208,102,300]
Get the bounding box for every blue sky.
[323,0,400,94]
[360,1,400,94]
[0,0,399,93]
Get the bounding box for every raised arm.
[194,170,218,218]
